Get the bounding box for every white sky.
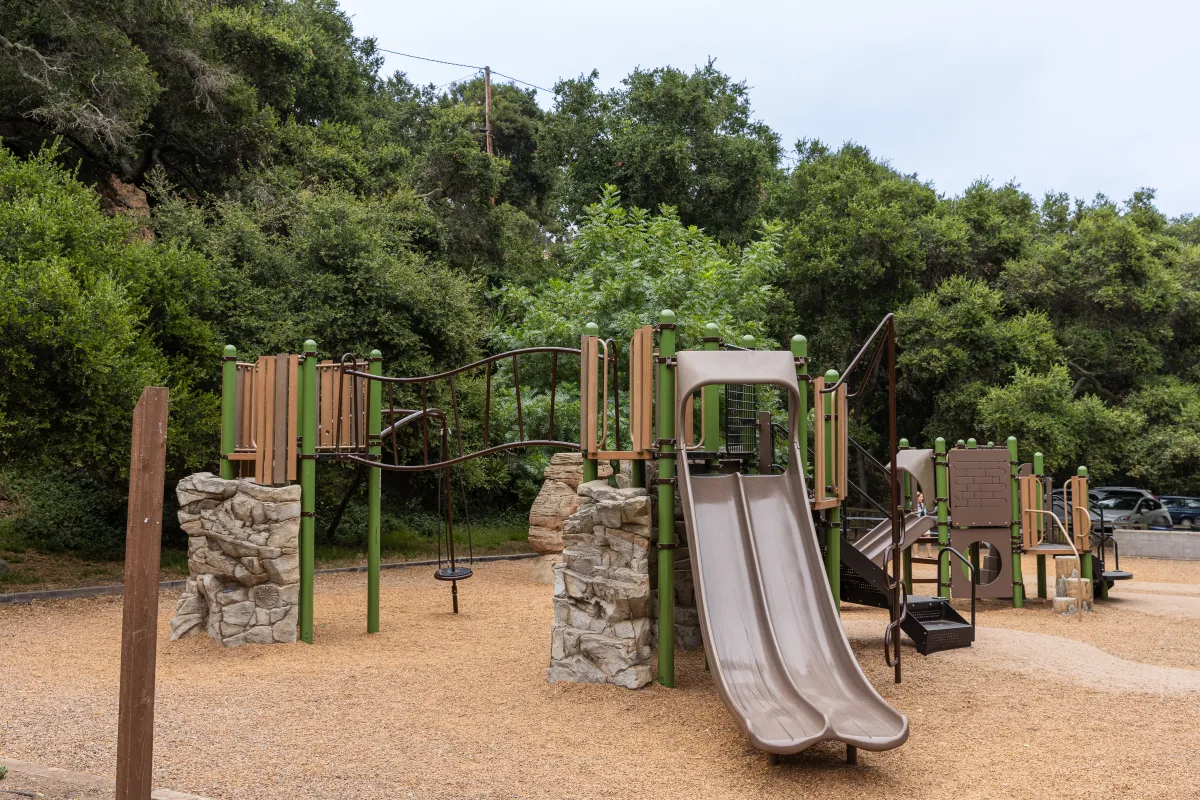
[341,0,1200,217]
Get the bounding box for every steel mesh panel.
[724,383,758,454]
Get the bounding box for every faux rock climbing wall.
[548,480,654,688]
[169,473,300,647]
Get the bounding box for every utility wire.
[377,47,557,95]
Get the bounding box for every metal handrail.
[940,545,977,630]
[822,314,894,401]
[882,543,909,670]
[1030,508,1086,622]
[344,346,580,384]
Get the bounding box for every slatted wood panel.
[1019,475,1042,549]
[629,326,653,454]
[1066,474,1090,550]
[315,360,368,452]
[287,355,299,481]
[812,378,848,510]
[580,335,598,454]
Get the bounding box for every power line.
[376,47,557,95]
[490,70,556,95]
[376,47,481,71]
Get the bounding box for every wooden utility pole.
[483,65,494,156]
[116,387,169,800]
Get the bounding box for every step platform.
[902,596,975,655]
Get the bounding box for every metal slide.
[675,350,908,756]
[852,448,936,566]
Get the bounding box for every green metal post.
[1008,436,1024,608]
[656,310,677,687]
[935,437,950,599]
[791,335,808,474]
[900,437,913,594]
[702,324,720,457]
[582,322,600,484]
[1034,451,1047,599]
[220,345,237,479]
[823,369,841,612]
[299,340,317,644]
[957,439,966,448]
[367,350,382,634]
[967,437,977,448]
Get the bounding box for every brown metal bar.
[887,317,902,684]
[513,354,524,442]
[421,383,429,465]
[337,439,580,472]
[483,360,492,448]
[449,373,464,458]
[548,352,557,441]
[342,346,580,384]
[387,382,399,466]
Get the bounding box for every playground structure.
[208,310,1128,762]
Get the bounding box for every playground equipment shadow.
[3,559,1200,800]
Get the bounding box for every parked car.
[1092,492,1172,529]
[1049,493,1104,532]
[1160,497,1200,529]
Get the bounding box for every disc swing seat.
[433,459,474,614]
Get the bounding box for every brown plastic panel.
[947,448,1011,527]
[674,350,909,756]
[950,528,1013,599]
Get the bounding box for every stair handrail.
[1030,508,1086,622]
[940,545,977,631]
[881,542,909,670]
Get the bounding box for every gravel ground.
[3,560,1200,800]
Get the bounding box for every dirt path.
[3,561,1199,800]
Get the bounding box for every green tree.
[541,62,780,241]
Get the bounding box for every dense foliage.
[1,0,1197,557]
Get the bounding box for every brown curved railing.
[338,346,582,473]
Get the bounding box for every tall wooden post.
[116,387,169,800]
[484,66,494,156]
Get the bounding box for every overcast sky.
[340,0,1199,217]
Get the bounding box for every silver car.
[1093,492,1173,529]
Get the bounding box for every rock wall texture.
[528,453,612,554]
[548,480,654,688]
[169,473,300,647]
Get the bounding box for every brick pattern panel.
[948,449,1012,527]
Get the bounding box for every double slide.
[674,351,908,756]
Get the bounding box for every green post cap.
[935,437,946,452]
[304,339,317,353]
[1007,436,1017,445]
[370,349,382,359]
[583,322,599,336]
[659,309,675,324]
[900,437,909,448]
[1033,452,1044,473]
[790,334,807,357]
[741,334,755,348]
[967,438,977,448]
[1077,466,1088,477]
[956,439,966,448]
[987,441,994,447]
[824,368,839,382]
[704,322,719,335]
[223,344,237,358]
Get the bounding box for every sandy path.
[4,561,1200,800]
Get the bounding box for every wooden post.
[116,387,169,800]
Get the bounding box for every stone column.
[169,473,300,646]
[548,480,654,688]
[528,453,612,583]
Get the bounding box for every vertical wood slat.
[813,376,827,507]
[339,363,351,449]
[641,326,653,452]
[320,361,334,448]
[115,387,168,800]
[273,353,289,485]
[254,357,266,480]
[838,384,849,502]
[234,367,245,450]
[287,355,299,481]
[258,356,277,485]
